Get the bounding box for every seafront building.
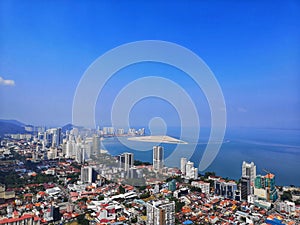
[242,161,256,187]
[180,158,198,180]
[240,161,257,201]
[185,161,198,180]
[180,157,187,175]
[254,173,278,202]
[240,176,251,201]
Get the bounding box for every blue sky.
[0,0,299,129]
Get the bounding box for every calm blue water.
[101,128,300,186]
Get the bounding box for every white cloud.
[0,76,15,86]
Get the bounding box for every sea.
[101,127,300,186]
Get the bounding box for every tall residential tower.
[242,161,256,186]
[153,146,164,173]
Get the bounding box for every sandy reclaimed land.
[127,135,188,144]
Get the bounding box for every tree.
[119,185,125,194]
[137,185,147,191]
[204,171,216,179]
[77,214,89,225]
[175,201,185,213]
[131,217,137,223]
[166,176,183,183]
[82,197,89,202]
[281,191,292,201]
[190,186,202,193]
[139,192,150,199]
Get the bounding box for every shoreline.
[127,135,188,144]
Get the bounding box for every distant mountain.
[0,119,83,137]
[62,123,82,132]
[0,119,25,127]
[0,121,28,137]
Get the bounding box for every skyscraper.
[240,176,251,201]
[146,200,175,225]
[119,152,134,172]
[180,157,187,175]
[185,161,198,180]
[153,146,164,173]
[66,140,75,158]
[254,173,278,202]
[242,161,256,186]
[81,166,97,183]
[75,143,85,163]
[92,134,100,155]
[241,161,256,200]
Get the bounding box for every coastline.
[127,135,188,144]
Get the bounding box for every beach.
[127,135,188,144]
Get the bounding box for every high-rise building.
[47,147,58,160]
[44,128,62,148]
[214,180,237,199]
[185,161,198,179]
[83,142,92,160]
[75,143,85,163]
[37,132,44,141]
[81,166,97,183]
[146,200,175,225]
[119,152,134,172]
[66,140,76,158]
[240,176,251,201]
[180,157,187,175]
[242,161,256,186]
[92,135,100,155]
[117,128,125,135]
[137,128,145,135]
[103,127,114,135]
[153,146,164,173]
[254,173,278,202]
[128,128,136,136]
[56,127,62,145]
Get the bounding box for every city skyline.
[0,1,299,129]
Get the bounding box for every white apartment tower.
[153,146,164,173]
[119,152,134,172]
[242,161,256,186]
[180,157,187,175]
[185,161,198,180]
[81,166,95,183]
